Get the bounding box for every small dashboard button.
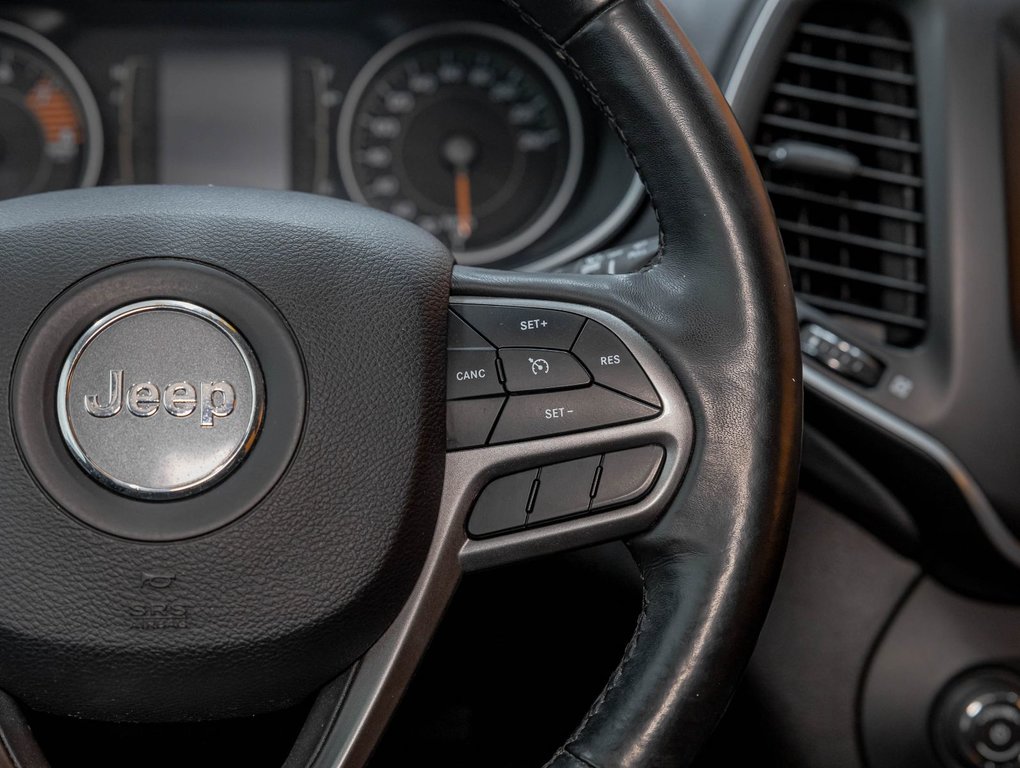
[453,305,584,349]
[447,349,503,400]
[800,323,884,387]
[447,396,505,450]
[489,386,659,444]
[593,445,665,509]
[499,348,590,393]
[571,321,660,406]
[467,469,537,537]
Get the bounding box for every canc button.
[447,349,502,400]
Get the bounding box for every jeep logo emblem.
[84,370,236,426]
[57,300,264,500]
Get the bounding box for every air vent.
[755,3,927,347]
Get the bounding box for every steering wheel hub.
[0,188,452,721]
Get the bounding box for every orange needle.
[454,168,473,240]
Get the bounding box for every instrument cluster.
[0,4,643,268]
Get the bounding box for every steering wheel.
[0,1,801,766]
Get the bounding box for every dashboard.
[0,1,642,268]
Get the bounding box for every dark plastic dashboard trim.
[723,0,1020,571]
[802,365,1020,569]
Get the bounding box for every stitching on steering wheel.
[500,0,666,273]
[493,3,687,762]
[569,569,651,747]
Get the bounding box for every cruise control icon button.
[499,348,590,393]
[489,385,658,444]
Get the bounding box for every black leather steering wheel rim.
[0,2,800,766]
[453,1,803,765]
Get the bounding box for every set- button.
[446,305,663,449]
[489,386,658,444]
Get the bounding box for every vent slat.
[772,82,919,119]
[766,182,925,223]
[787,256,926,293]
[855,164,924,189]
[777,219,925,258]
[759,114,920,154]
[784,52,917,86]
[800,296,927,330]
[755,4,927,347]
[797,22,915,52]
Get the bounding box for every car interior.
[0,0,1017,767]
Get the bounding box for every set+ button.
[452,305,584,350]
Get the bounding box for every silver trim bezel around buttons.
[448,297,694,569]
[314,296,694,766]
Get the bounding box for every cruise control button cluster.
[467,445,666,538]
[446,304,662,450]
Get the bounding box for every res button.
[453,305,584,350]
[571,320,660,406]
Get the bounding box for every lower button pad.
[467,445,666,538]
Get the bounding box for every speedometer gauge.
[0,21,102,200]
[338,23,583,265]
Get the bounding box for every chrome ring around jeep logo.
[57,300,265,500]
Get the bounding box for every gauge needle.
[454,168,473,240]
[442,134,479,246]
